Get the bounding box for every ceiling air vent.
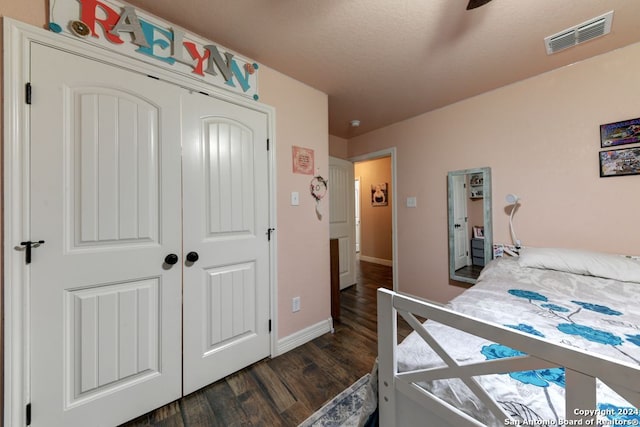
[545,11,613,55]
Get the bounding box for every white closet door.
[181,92,271,394]
[28,44,183,426]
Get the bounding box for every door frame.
[349,148,398,291]
[354,177,361,253]
[3,18,278,427]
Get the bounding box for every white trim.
[350,147,398,291]
[4,18,34,427]
[359,255,393,267]
[274,318,333,356]
[3,18,278,427]
[268,112,279,359]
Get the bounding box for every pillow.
[518,247,640,283]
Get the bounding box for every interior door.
[329,157,356,289]
[29,44,182,426]
[452,175,469,270]
[181,92,271,394]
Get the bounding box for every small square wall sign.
[292,146,314,175]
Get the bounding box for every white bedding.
[397,257,640,426]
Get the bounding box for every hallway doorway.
[350,148,397,291]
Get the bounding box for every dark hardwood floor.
[121,260,409,427]
[454,264,483,280]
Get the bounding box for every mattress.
[397,256,640,426]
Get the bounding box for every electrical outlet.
[292,296,301,312]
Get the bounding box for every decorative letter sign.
[49,0,259,100]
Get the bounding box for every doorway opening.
[350,148,397,291]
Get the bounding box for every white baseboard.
[275,317,333,356]
[359,255,393,266]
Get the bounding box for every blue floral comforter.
[396,257,640,426]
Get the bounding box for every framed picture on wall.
[599,147,640,177]
[371,183,388,206]
[292,146,314,175]
[473,226,484,239]
[600,117,640,148]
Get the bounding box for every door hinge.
[268,319,272,332]
[26,403,31,425]
[25,83,32,105]
[266,138,270,151]
[266,228,275,241]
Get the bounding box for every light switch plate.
[291,191,299,206]
[406,197,417,208]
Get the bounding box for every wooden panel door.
[28,44,183,426]
[329,156,356,289]
[181,92,271,394]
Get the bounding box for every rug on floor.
[298,374,371,427]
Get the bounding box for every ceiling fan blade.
[466,0,493,10]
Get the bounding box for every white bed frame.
[377,288,640,426]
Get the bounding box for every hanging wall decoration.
[292,146,314,175]
[48,0,260,100]
[310,175,328,219]
[599,147,640,177]
[600,117,640,148]
[371,183,388,206]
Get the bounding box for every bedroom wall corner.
[329,134,349,159]
[259,67,331,340]
[347,40,640,303]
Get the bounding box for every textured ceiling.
[124,0,640,138]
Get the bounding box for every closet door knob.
[186,251,199,263]
[164,253,179,265]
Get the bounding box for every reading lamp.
[506,194,522,249]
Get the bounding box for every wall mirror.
[447,167,493,284]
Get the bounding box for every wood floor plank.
[279,361,343,410]
[203,379,250,427]
[304,341,360,386]
[179,392,218,427]
[120,260,393,427]
[250,361,297,413]
[226,368,259,397]
[279,400,314,426]
[149,401,184,427]
[237,388,285,427]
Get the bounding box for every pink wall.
[0,3,329,347]
[349,42,640,303]
[354,157,393,262]
[259,70,330,338]
[329,134,349,159]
